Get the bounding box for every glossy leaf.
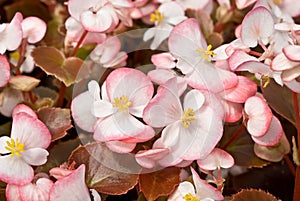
[231,189,280,201]
[262,79,299,126]
[37,107,72,141]
[139,167,180,201]
[31,46,84,87]
[220,124,269,168]
[68,142,139,195]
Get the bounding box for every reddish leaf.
[68,142,139,195]
[37,107,72,141]
[139,167,180,201]
[31,47,84,87]
[231,189,280,201]
[220,124,269,168]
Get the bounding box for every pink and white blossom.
[0,104,51,185]
[0,55,10,87]
[21,16,47,44]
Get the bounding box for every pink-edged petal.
[151,53,176,69]
[235,60,271,75]
[12,104,37,118]
[50,164,91,201]
[143,78,182,127]
[223,101,243,123]
[0,55,10,87]
[241,7,274,47]
[212,44,230,60]
[93,100,114,118]
[148,69,175,84]
[0,156,33,185]
[88,80,101,101]
[6,184,22,201]
[235,0,257,9]
[106,68,154,116]
[228,50,258,71]
[191,168,224,200]
[224,76,257,103]
[183,90,205,112]
[19,178,53,201]
[103,51,127,68]
[0,136,11,154]
[271,52,299,71]
[283,45,300,62]
[197,148,234,170]
[80,10,113,32]
[284,79,300,93]
[21,17,46,43]
[22,148,49,166]
[49,167,73,180]
[282,65,300,81]
[71,91,97,132]
[244,96,272,137]
[168,181,196,201]
[67,0,98,21]
[91,189,102,201]
[135,148,169,168]
[105,141,136,153]
[94,112,154,142]
[251,116,283,146]
[5,12,23,52]
[11,113,51,149]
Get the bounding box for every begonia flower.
[10,45,35,73]
[21,16,47,44]
[0,12,23,54]
[143,78,223,163]
[6,177,53,201]
[143,1,187,49]
[0,55,10,87]
[168,168,223,201]
[68,0,134,33]
[0,104,51,185]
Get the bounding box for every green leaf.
[254,133,290,162]
[31,47,84,87]
[220,124,269,168]
[262,79,299,126]
[139,167,180,201]
[231,189,280,201]
[68,142,139,195]
[37,107,72,141]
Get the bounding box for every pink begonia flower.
[72,68,155,153]
[0,12,23,54]
[243,95,283,146]
[6,177,53,201]
[0,87,24,117]
[21,16,46,43]
[168,18,238,93]
[68,0,133,33]
[90,36,128,68]
[130,0,156,21]
[143,78,223,163]
[49,164,101,201]
[0,55,10,87]
[240,6,274,48]
[197,148,234,171]
[168,168,223,201]
[143,1,187,50]
[0,104,51,185]
[64,17,106,46]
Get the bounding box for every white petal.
[105,141,136,153]
[183,90,205,112]
[93,100,114,118]
[22,148,49,166]
[0,136,11,154]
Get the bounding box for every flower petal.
[22,148,49,166]
[4,12,23,52]
[283,45,300,62]
[80,9,113,32]
[19,178,53,201]
[21,17,47,43]
[50,164,91,201]
[197,148,234,170]
[183,90,205,112]
[151,53,176,69]
[105,141,136,153]
[0,136,11,154]
[0,156,33,185]
[271,52,298,71]
[6,184,22,201]
[12,104,37,118]
[244,96,272,137]
[0,55,10,87]
[135,148,169,169]
[93,100,114,118]
[11,113,51,149]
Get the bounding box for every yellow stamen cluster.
[196,44,217,62]
[5,138,25,157]
[150,10,165,24]
[273,0,283,5]
[183,193,200,201]
[261,75,270,88]
[112,95,132,112]
[182,108,196,129]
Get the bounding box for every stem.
[57,82,66,107]
[222,124,245,150]
[284,155,296,176]
[293,91,300,201]
[70,30,88,57]
[248,50,263,57]
[15,39,28,75]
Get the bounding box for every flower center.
[261,75,270,88]
[5,138,25,157]
[112,95,132,112]
[150,10,165,24]
[182,108,196,128]
[183,193,199,201]
[196,44,216,62]
[273,0,283,5]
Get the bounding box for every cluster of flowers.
[0,0,299,200]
